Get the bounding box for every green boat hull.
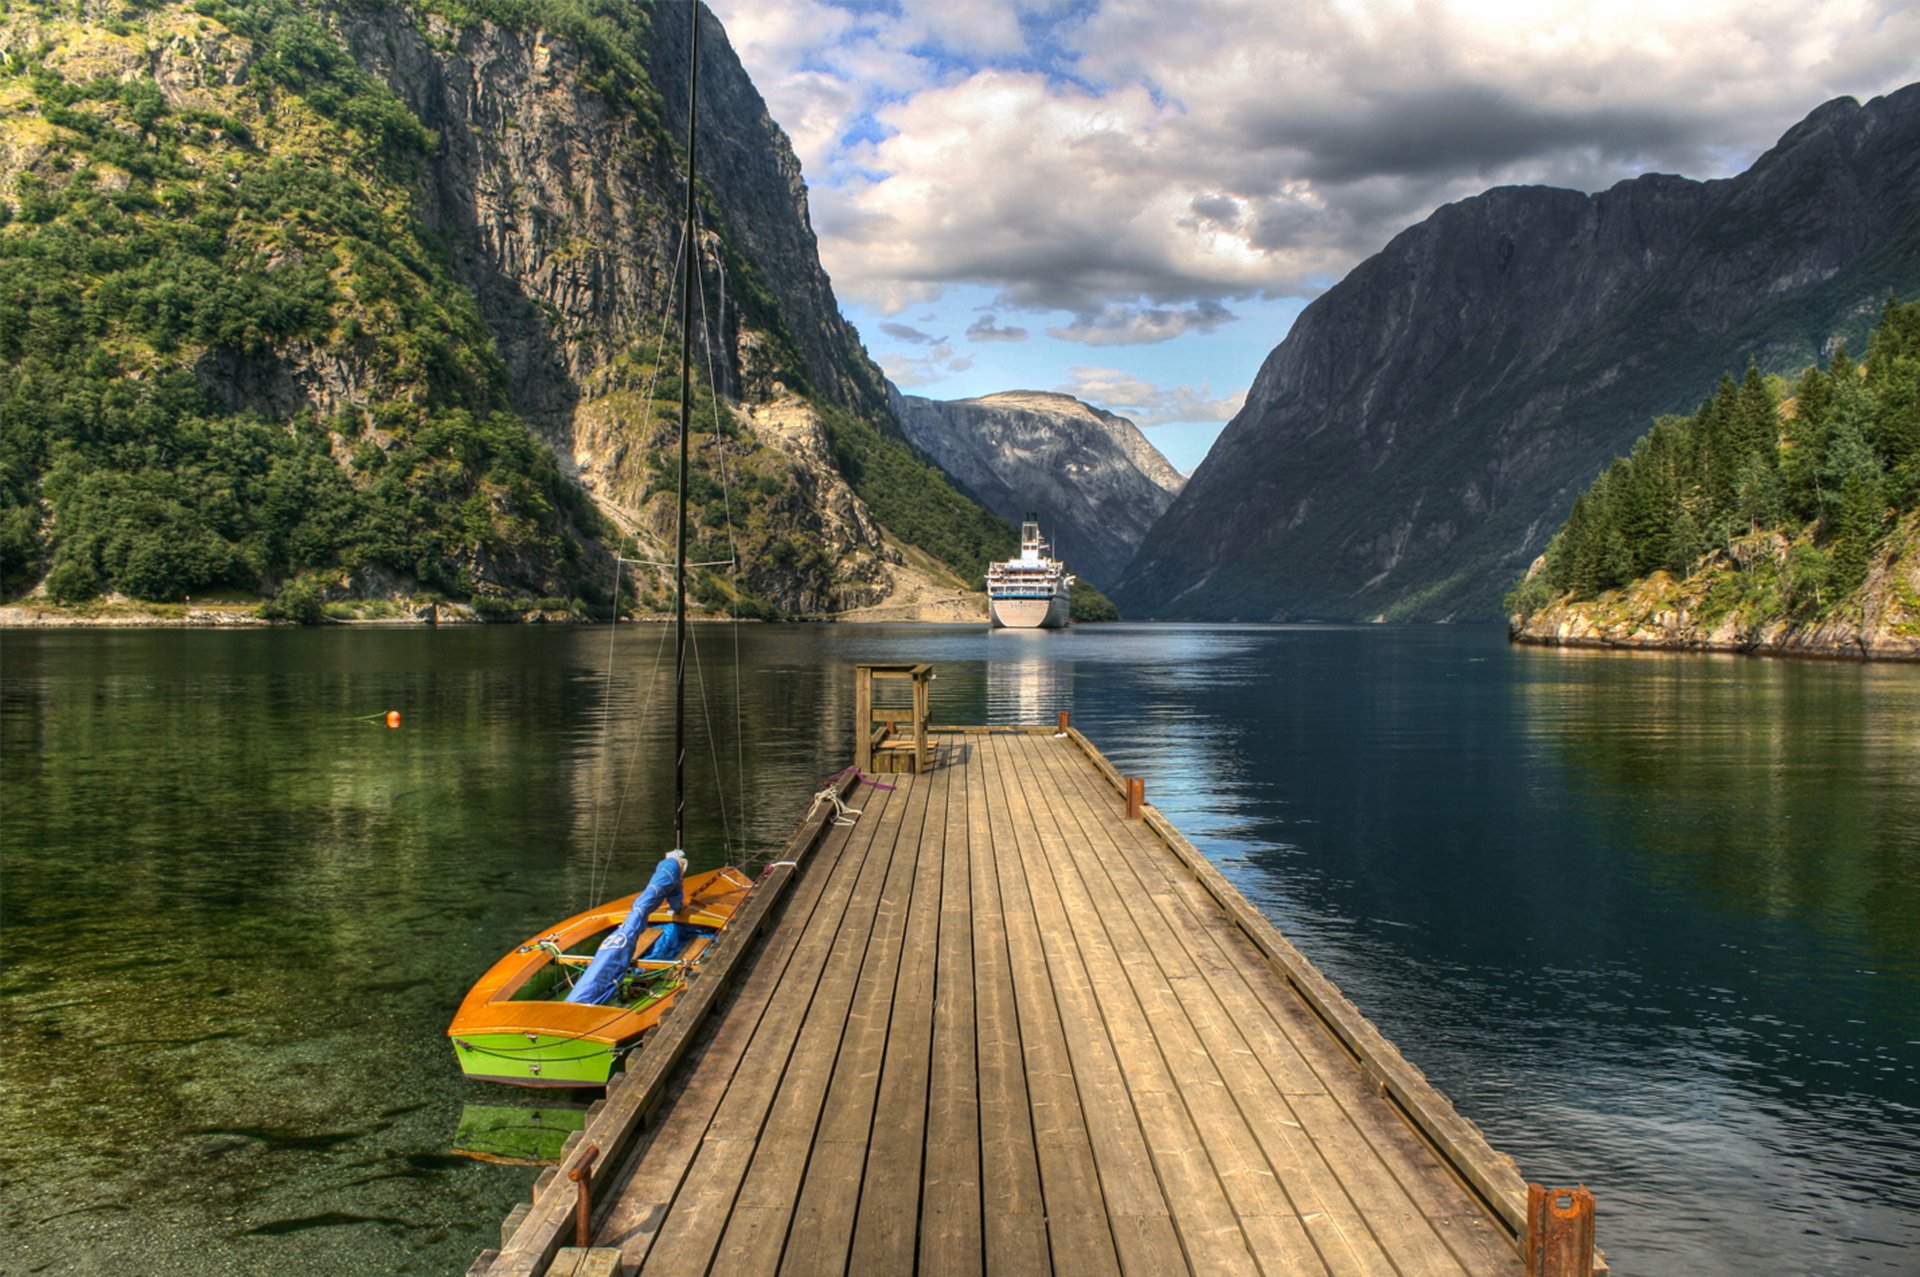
[450,1031,625,1087]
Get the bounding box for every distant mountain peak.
[889,385,1183,587]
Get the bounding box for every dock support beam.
[1527,1183,1596,1276]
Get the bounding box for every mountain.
[887,387,1184,588]
[0,0,1011,618]
[1112,86,1920,622]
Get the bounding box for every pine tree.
[1780,365,1831,519]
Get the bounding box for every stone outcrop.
[1115,85,1920,622]
[889,387,1184,588]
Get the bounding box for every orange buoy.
[385,710,402,729]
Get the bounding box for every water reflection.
[2,624,1916,1276]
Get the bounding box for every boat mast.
[673,6,700,851]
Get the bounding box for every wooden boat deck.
[538,728,1532,1277]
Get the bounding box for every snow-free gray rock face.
[1113,85,1920,622]
[889,388,1185,587]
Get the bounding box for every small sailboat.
[447,866,754,1086]
[447,10,745,1089]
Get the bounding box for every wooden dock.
[475,724,1600,1277]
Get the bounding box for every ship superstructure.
[986,520,1074,629]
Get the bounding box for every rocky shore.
[1509,520,1920,662]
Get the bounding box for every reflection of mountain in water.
[1514,647,1920,980]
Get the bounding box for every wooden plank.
[1004,733,1262,1277]
[848,740,952,1271]
[976,732,1123,1277]
[963,738,1053,1277]
[1020,733,1400,1277]
[591,783,890,1259]
[1138,799,1527,1240]
[1041,734,1518,1276]
[706,768,923,1273]
[776,762,941,1275]
[482,769,862,1277]
[920,739,984,1277]
[1062,728,1529,1249]
[602,777,903,1271]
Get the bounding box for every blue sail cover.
[564,855,686,1005]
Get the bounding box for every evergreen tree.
[1823,416,1886,592]
[1780,365,1832,519]
[1511,302,1920,621]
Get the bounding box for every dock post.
[1526,1183,1596,1276]
[1126,776,1144,819]
[568,1143,600,1248]
[1057,710,1070,734]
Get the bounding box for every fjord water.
[2,625,1915,1275]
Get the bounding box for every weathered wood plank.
[1064,729,1528,1249]
[1043,732,1517,1275]
[964,739,1053,1277]
[1021,733,1399,1277]
[613,778,907,1273]
[921,740,984,1277]
[1002,733,1259,1277]
[591,783,895,1265]
[848,742,952,1271]
[982,733,1182,1276]
[976,733,1125,1277]
[704,769,921,1273]
[776,763,940,1275]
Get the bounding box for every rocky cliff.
[888,387,1184,587]
[1113,86,1920,622]
[0,0,992,619]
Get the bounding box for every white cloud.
[713,0,1920,323]
[1046,301,1238,346]
[1058,366,1248,426]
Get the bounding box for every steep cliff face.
[327,0,905,612]
[889,387,1184,587]
[0,0,979,617]
[1114,86,1920,622]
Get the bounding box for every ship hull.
[990,593,1071,629]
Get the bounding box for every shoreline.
[1508,623,1920,664]
[0,602,993,629]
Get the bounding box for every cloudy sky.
[706,0,1919,472]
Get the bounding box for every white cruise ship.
[986,520,1074,629]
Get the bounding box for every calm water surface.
[2,624,1916,1275]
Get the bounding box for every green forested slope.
[0,0,617,605]
[0,0,1015,618]
[1508,297,1920,641]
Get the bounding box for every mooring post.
[568,1142,601,1249]
[1126,776,1144,819]
[1526,1183,1595,1276]
[1057,710,1070,733]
